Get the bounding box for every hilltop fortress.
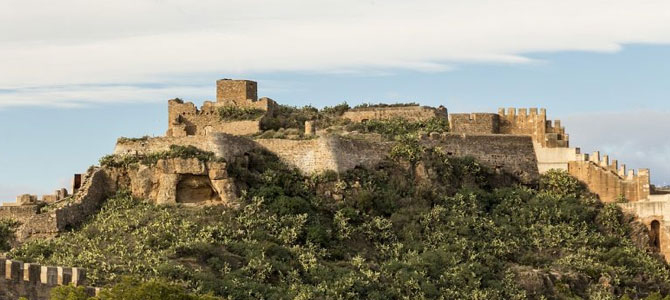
[1,79,669,298]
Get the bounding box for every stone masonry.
[0,258,97,300]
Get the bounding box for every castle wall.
[567,156,650,202]
[0,258,96,300]
[448,113,500,134]
[256,136,389,175]
[619,201,670,261]
[0,206,39,222]
[342,106,448,123]
[421,133,540,185]
[533,143,584,173]
[166,100,263,137]
[16,169,111,241]
[497,108,569,148]
[216,79,258,104]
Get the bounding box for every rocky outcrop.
[103,158,237,206]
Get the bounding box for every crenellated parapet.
[497,107,569,148]
[449,108,568,148]
[0,258,99,300]
[567,151,651,202]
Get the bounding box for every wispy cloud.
[1,0,670,107]
[563,110,670,186]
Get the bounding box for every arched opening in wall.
[176,175,219,204]
[650,220,661,252]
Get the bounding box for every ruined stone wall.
[0,258,96,300]
[0,206,39,222]
[342,106,448,123]
[166,100,264,137]
[256,136,390,175]
[567,151,650,202]
[114,134,258,163]
[16,169,112,241]
[421,133,540,185]
[448,113,500,134]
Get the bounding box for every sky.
[1,0,669,201]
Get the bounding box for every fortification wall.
[567,151,650,202]
[0,206,39,222]
[533,143,584,173]
[0,258,96,300]
[166,100,263,137]
[497,108,569,148]
[421,133,540,185]
[342,106,448,123]
[256,136,390,175]
[15,169,111,241]
[449,108,568,148]
[448,113,500,134]
[619,201,670,261]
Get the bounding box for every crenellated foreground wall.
[0,258,97,300]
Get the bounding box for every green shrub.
[218,106,265,121]
[345,117,449,139]
[353,102,419,109]
[50,284,90,300]
[0,219,19,251]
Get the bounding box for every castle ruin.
[2,78,670,298]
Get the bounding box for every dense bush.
[217,106,265,121]
[345,117,449,140]
[261,103,352,132]
[0,219,19,251]
[100,145,221,168]
[10,150,670,299]
[353,102,420,109]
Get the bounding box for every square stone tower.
[216,79,258,106]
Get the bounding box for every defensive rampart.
[567,151,650,202]
[421,133,540,185]
[449,108,569,148]
[0,258,96,300]
[342,105,448,123]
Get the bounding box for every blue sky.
[1,1,669,201]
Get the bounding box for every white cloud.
[562,110,670,186]
[0,84,211,108]
[1,0,670,107]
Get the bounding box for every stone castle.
[1,79,669,299]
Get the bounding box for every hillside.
[6,144,670,299]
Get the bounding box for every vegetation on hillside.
[218,106,266,121]
[345,117,450,140]
[8,144,670,299]
[261,103,351,132]
[353,102,420,109]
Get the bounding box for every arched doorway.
[650,220,661,252]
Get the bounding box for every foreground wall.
[0,259,95,300]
